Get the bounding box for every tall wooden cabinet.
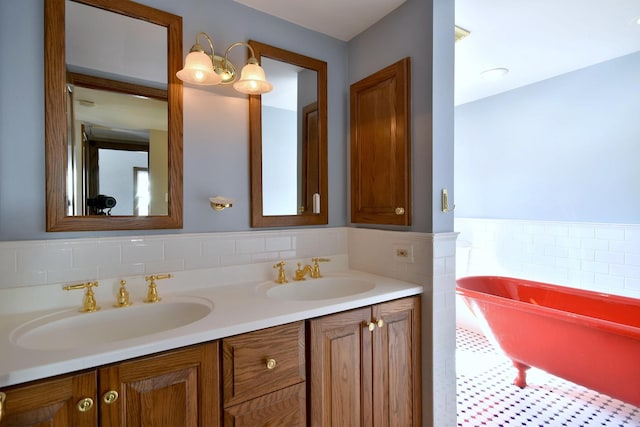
[350,57,411,226]
[308,296,421,426]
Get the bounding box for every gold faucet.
[294,258,330,281]
[114,279,132,307]
[273,261,288,284]
[294,263,313,281]
[63,281,100,312]
[144,274,173,303]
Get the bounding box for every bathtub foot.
[512,361,530,388]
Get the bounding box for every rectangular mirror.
[249,41,328,227]
[45,0,183,231]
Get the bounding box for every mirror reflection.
[65,0,168,217]
[260,57,318,216]
[45,0,183,231]
[249,41,328,227]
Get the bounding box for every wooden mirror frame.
[44,0,183,231]
[249,40,328,227]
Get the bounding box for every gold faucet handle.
[144,273,173,303]
[63,281,100,312]
[273,262,288,284]
[311,257,330,278]
[145,273,173,283]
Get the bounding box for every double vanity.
[0,262,422,426]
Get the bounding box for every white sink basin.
[10,296,213,351]
[261,276,376,301]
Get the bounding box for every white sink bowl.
[10,296,213,351]
[261,276,376,301]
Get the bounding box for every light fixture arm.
[223,41,259,69]
[191,32,216,60]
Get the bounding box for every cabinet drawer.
[223,382,306,427]
[223,321,305,406]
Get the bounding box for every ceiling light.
[480,67,509,81]
[177,32,273,95]
[455,25,470,43]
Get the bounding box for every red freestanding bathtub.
[456,275,640,407]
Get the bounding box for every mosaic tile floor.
[456,327,640,426]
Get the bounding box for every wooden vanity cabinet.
[1,298,419,427]
[308,296,421,427]
[0,370,97,427]
[0,342,220,427]
[222,321,306,426]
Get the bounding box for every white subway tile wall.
[347,228,458,427]
[456,218,640,299]
[0,228,347,290]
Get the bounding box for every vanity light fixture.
[177,32,273,94]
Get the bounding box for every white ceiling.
[455,0,640,105]
[234,0,640,106]
[233,0,406,42]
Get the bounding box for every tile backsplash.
[456,217,640,299]
[0,228,348,290]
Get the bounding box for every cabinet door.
[372,297,421,427]
[0,371,96,427]
[308,307,373,427]
[350,57,411,226]
[99,342,220,427]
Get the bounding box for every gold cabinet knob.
[367,322,376,332]
[395,207,405,215]
[266,358,277,370]
[103,390,119,404]
[376,319,384,328]
[77,397,94,412]
[0,392,6,422]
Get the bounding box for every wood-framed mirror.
[249,41,328,227]
[44,0,183,231]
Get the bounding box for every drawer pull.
[77,397,94,412]
[103,390,119,404]
[266,358,277,370]
[0,392,6,422]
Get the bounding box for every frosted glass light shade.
[176,51,222,85]
[233,63,273,95]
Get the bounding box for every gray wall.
[455,51,640,223]
[0,0,348,240]
[348,0,455,234]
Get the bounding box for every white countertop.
[0,269,422,388]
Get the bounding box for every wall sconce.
[177,32,273,95]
